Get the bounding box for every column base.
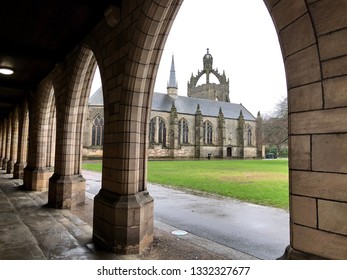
[93,189,154,254]
[13,162,26,179]
[6,159,15,174]
[277,245,327,260]
[48,173,86,209]
[2,158,8,170]
[23,166,53,191]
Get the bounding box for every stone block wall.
[266,0,347,259]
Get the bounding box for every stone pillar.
[14,103,29,179]
[48,55,89,209]
[0,120,7,165]
[89,0,186,254]
[0,122,3,163]
[2,117,11,170]
[7,108,19,174]
[265,0,347,259]
[23,81,55,191]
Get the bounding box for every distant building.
[84,49,264,159]
[83,87,104,159]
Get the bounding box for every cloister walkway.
[0,170,258,260]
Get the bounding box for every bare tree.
[263,97,288,154]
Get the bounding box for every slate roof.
[89,87,103,106]
[152,92,256,121]
[89,88,256,121]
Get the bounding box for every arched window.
[149,118,156,143]
[178,119,189,144]
[92,115,104,146]
[203,121,213,144]
[158,118,166,146]
[247,127,252,146]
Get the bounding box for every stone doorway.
[227,147,232,157]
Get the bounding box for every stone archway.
[23,81,56,192]
[81,0,347,259]
[48,45,98,209]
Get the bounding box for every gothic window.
[149,118,156,143]
[247,126,252,146]
[203,121,213,144]
[92,115,104,146]
[178,119,189,144]
[158,118,166,146]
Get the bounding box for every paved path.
[83,170,289,260]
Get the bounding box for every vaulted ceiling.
[0,0,121,119]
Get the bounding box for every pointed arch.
[92,114,104,146]
[203,120,213,144]
[246,124,253,146]
[24,79,56,191]
[149,117,156,143]
[158,117,167,146]
[178,118,189,144]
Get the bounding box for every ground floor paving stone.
[0,169,288,260]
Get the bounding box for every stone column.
[23,81,55,191]
[48,55,89,209]
[7,108,19,174]
[2,116,11,170]
[0,122,3,163]
[265,0,347,259]
[0,120,7,164]
[14,103,29,179]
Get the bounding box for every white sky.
[91,0,287,117]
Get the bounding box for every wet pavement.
[83,170,290,260]
[0,171,136,260]
[0,169,289,260]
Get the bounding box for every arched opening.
[81,0,289,259]
[23,83,56,192]
[48,44,99,209]
[147,0,289,260]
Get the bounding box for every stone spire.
[167,54,178,97]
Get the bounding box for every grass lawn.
[82,159,289,209]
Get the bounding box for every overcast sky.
[92,0,287,117]
[154,0,286,117]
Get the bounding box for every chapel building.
[84,49,264,159]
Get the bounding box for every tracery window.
[247,127,252,146]
[158,118,166,146]
[178,118,189,144]
[203,121,213,144]
[92,115,104,146]
[149,117,167,146]
[149,118,156,143]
